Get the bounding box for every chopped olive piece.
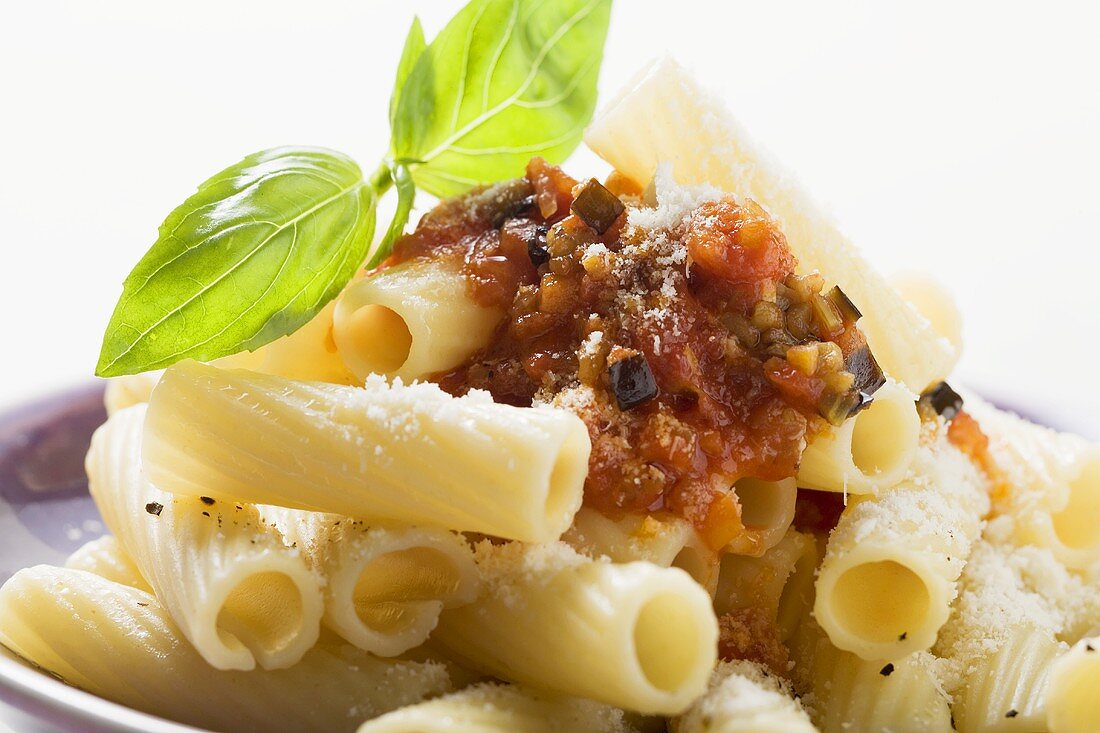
[879,663,895,676]
[608,353,658,410]
[820,389,874,427]
[845,345,886,397]
[571,178,625,234]
[527,225,551,267]
[825,285,862,321]
[919,381,964,421]
[145,501,163,516]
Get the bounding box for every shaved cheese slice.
[585,57,958,392]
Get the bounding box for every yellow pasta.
[1047,637,1100,733]
[334,257,504,382]
[88,404,324,671]
[144,361,590,543]
[796,379,921,495]
[584,56,957,392]
[670,660,816,733]
[433,541,717,715]
[814,438,988,660]
[261,506,479,656]
[356,683,639,733]
[0,566,452,733]
[64,535,150,592]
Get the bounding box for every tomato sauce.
[389,158,871,548]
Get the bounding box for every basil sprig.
[96,0,611,377]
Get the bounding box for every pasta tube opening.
[826,559,933,648]
[215,571,308,668]
[850,397,916,477]
[797,379,920,494]
[727,477,797,556]
[333,259,504,382]
[338,305,413,376]
[1047,638,1100,733]
[633,592,706,692]
[1051,453,1100,551]
[353,547,465,635]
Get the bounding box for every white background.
[1,0,1098,438]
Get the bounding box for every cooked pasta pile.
[4,57,1100,733]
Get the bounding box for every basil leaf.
[392,0,612,197]
[96,147,376,377]
[389,17,427,133]
[369,163,416,268]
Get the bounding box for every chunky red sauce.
[388,159,872,548]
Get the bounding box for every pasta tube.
[935,542,1068,733]
[88,405,323,671]
[144,361,590,543]
[0,566,452,733]
[215,299,358,385]
[262,507,479,656]
[433,541,717,715]
[965,396,1100,569]
[800,624,952,733]
[64,535,150,592]
[714,529,818,643]
[334,257,503,382]
[1047,637,1100,733]
[726,477,798,556]
[796,379,921,494]
[356,683,639,733]
[585,56,957,392]
[103,370,162,415]
[563,508,719,593]
[670,660,817,733]
[814,439,988,660]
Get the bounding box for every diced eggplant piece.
[845,344,887,397]
[571,178,625,234]
[918,381,964,421]
[825,285,862,322]
[819,389,874,427]
[608,353,658,410]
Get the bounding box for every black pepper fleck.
[200,496,215,505]
[1087,643,1095,652]
[879,663,894,677]
[201,511,210,517]
[608,353,658,410]
[145,502,163,516]
[898,632,907,641]
[1005,710,1018,719]
[136,602,148,607]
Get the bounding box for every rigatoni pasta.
[433,541,717,715]
[670,661,816,733]
[356,683,640,733]
[3,33,1097,733]
[261,507,479,656]
[64,535,151,592]
[334,257,504,382]
[584,55,957,393]
[0,566,452,733]
[143,360,590,543]
[814,438,988,660]
[1047,637,1100,733]
[88,404,324,671]
[796,379,921,495]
